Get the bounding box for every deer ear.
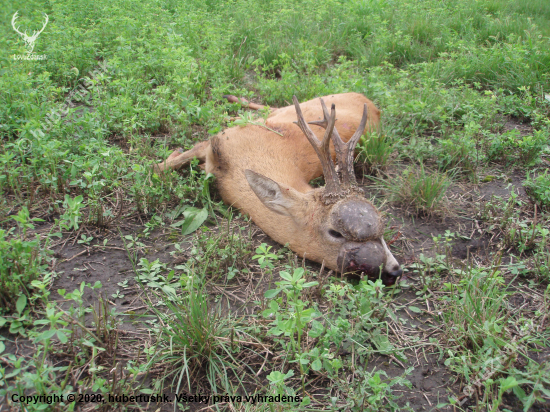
[245,170,302,216]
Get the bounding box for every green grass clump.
[436,134,480,180]
[357,132,395,174]
[149,288,256,394]
[378,164,451,214]
[441,265,509,351]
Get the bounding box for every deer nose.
[337,241,386,277]
[382,267,402,286]
[387,267,402,278]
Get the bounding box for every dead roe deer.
[155,93,402,285]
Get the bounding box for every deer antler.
[293,95,341,195]
[33,14,49,39]
[308,97,368,187]
[11,12,25,37]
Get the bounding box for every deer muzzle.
[337,240,402,286]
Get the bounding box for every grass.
[1,0,550,410]
[357,132,396,174]
[147,287,257,395]
[441,263,510,351]
[375,164,451,214]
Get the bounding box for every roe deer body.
[156,93,402,285]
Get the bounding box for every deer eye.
[328,229,344,239]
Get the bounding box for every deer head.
[245,96,402,285]
[11,12,49,54]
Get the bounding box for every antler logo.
[11,11,49,54]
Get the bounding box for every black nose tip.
[388,268,403,279]
[381,267,402,286]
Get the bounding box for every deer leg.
[154,141,210,173]
[223,95,276,113]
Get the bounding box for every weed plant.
[525,169,550,210]
[183,216,254,282]
[487,128,549,166]
[0,208,51,312]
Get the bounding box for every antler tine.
[337,103,368,186]
[308,100,368,187]
[292,95,340,194]
[307,97,332,128]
